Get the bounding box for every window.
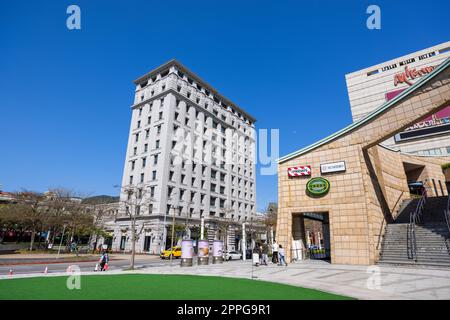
[129,175,133,184]
[135,205,141,215]
[137,120,141,129]
[135,133,139,142]
[160,98,164,107]
[148,203,153,214]
[152,170,157,180]
[150,186,155,198]
[169,171,174,181]
[181,174,186,184]
[133,147,137,156]
[175,112,179,121]
[142,157,146,168]
[157,125,162,134]
[159,111,163,120]
[145,129,149,138]
[131,160,135,170]
[140,173,144,183]
[138,108,142,116]
[155,140,160,149]
[154,154,158,165]
[147,116,151,124]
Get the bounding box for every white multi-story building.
[112,60,257,254]
[345,41,450,155]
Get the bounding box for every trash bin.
[252,253,260,266]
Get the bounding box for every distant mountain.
[81,195,119,204]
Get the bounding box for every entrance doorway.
[143,235,152,252]
[292,212,331,261]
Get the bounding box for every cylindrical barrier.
[180,239,193,267]
[197,239,210,265]
[212,240,223,264]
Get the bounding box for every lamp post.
[57,224,67,259]
[169,205,178,266]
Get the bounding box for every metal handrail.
[408,187,428,261]
[444,193,450,234]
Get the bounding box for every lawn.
[0,274,353,300]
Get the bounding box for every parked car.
[160,246,181,259]
[223,250,242,261]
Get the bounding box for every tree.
[119,184,154,270]
[7,191,48,251]
[216,207,235,253]
[263,202,278,245]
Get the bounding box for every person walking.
[261,241,269,266]
[271,240,278,264]
[278,244,288,266]
[99,251,109,271]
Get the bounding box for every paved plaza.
[1,259,449,300]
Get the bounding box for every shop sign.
[306,177,330,196]
[288,166,311,177]
[394,65,435,86]
[320,161,346,174]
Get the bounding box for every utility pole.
[200,216,205,240]
[242,222,246,261]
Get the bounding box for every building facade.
[112,60,258,254]
[277,57,450,265]
[346,41,450,156]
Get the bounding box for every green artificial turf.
[0,274,353,300]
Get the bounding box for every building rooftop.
[134,59,256,123]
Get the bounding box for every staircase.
[379,196,450,268]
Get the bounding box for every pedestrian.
[272,240,278,264]
[261,241,269,265]
[278,244,288,266]
[99,251,109,271]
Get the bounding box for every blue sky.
[1,0,449,211]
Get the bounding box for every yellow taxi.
[160,246,182,259]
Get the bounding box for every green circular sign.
[306,177,330,196]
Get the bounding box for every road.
[0,254,175,275]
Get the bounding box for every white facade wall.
[112,60,258,254]
[345,41,450,155]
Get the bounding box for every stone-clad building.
[346,41,450,156]
[277,57,450,265]
[112,60,258,254]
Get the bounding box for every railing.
[444,193,450,234]
[408,187,428,261]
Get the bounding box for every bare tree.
[217,207,235,253]
[119,184,154,270]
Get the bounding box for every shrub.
[442,163,450,171]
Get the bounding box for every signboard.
[181,240,194,259]
[320,161,346,174]
[393,65,436,86]
[386,89,450,142]
[306,177,330,196]
[212,240,223,257]
[197,240,209,257]
[288,166,311,177]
